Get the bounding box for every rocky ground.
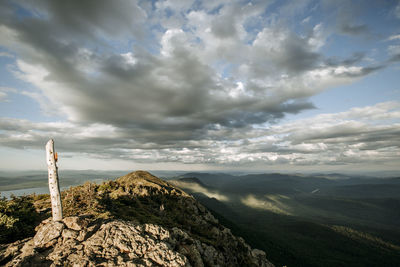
[0,171,274,266]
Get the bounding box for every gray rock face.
[0,215,274,267]
[33,220,64,248]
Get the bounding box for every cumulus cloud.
[20,0,147,40]
[0,0,398,169]
[387,34,400,41]
[0,101,399,168]
[0,1,324,141]
[251,27,320,74]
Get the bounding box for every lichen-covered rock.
[1,218,189,267]
[33,220,63,248]
[62,216,88,231]
[0,215,274,267]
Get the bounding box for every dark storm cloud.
[279,36,321,73]
[18,0,146,40]
[211,15,237,39]
[249,27,322,77]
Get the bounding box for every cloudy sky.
[0,0,399,172]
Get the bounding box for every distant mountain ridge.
[176,172,400,197]
[176,177,207,187]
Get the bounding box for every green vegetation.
[57,173,224,247]
[0,195,43,244]
[330,225,400,251]
[204,201,400,267]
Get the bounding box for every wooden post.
[46,139,63,221]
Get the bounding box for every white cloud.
[308,23,326,51]
[156,0,195,12]
[0,91,7,102]
[14,60,73,118]
[160,28,188,57]
[387,34,400,41]
[388,45,400,56]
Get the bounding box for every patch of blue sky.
[100,37,135,54]
[220,62,237,79]
[142,24,164,55]
[0,55,64,122]
[321,35,371,60]
[13,2,39,20]
[242,16,265,45]
[263,0,284,16]
[1,93,41,122]
[168,6,178,18]
[0,52,16,85]
[284,63,400,122]
[204,2,224,15]
[280,1,320,33]
[0,86,66,122]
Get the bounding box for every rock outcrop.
[0,171,274,266]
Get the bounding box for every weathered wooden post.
[46,139,63,221]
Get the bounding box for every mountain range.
[170,172,400,266]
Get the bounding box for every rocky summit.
[0,171,274,266]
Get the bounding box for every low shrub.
[0,195,40,243]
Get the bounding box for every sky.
[0,0,399,173]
